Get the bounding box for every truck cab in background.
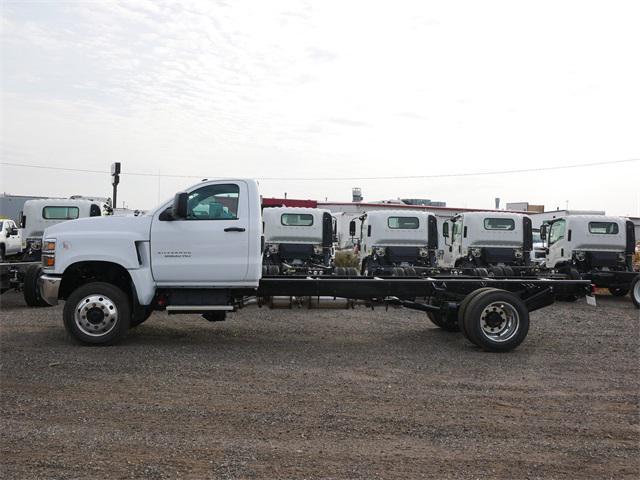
[262,207,335,275]
[0,219,22,260]
[542,215,637,297]
[353,210,438,276]
[20,198,103,260]
[440,212,533,274]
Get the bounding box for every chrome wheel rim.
[634,280,640,303]
[479,301,520,343]
[74,294,118,337]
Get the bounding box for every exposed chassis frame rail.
[257,275,591,313]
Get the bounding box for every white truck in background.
[20,198,104,261]
[262,207,341,275]
[440,212,533,275]
[541,215,638,303]
[1,198,106,305]
[353,210,439,276]
[0,219,23,260]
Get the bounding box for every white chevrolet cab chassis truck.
[262,207,346,275]
[440,212,534,276]
[38,179,592,351]
[353,210,439,276]
[541,215,639,306]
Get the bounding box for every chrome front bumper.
[38,274,62,306]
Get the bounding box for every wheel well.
[59,261,134,301]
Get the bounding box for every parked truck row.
[259,205,638,307]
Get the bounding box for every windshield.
[549,220,565,245]
[532,229,542,243]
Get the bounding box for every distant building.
[401,198,447,207]
[506,202,545,213]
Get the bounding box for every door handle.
[224,227,246,232]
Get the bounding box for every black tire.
[503,266,514,277]
[463,289,529,352]
[267,265,280,276]
[457,287,496,343]
[489,266,503,277]
[608,287,629,297]
[23,264,49,307]
[347,267,360,276]
[130,304,153,328]
[63,282,131,345]
[392,267,405,277]
[404,267,417,277]
[427,311,459,332]
[0,245,5,262]
[335,266,346,276]
[630,275,640,309]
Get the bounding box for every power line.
[1,158,638,181]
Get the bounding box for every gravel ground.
[1,292,639,479]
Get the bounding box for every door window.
[549,220,566,245]
[186,184,239,220]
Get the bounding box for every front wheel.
[462,289,530,352]
[23,264,50,307]
[631,275,640,309]
[63,282,131,345]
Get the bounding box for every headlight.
[514,248,523,258]
[313,245,323,255]
[268,244,278,254]
[471,248,482,258]
[418,247,429,257]
[42,239,56,268]
[374,247,386,256]
[574,251,586,262]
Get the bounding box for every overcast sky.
[1,0,639,215]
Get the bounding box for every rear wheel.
[63,282,131,345]
[462,289,529,352]
[631,276,640,309]
[608,287,629,297]
[457,287,495,343]
[23,264,49,307]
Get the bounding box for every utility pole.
[111,162,121,212]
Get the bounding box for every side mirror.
[349,220,356,237]
[442,222,449,237]
[172,192,189,219]
[540,224,547,241]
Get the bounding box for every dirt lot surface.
[1,292,639,479]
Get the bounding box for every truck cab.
[440,212,533,271]
[542,215,635,273]
[354,210,438,276]
[20,199,103,260]
[262,207,334,275]
[0,219,22,260]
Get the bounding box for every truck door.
[546,219,568,268]
[150,181,250,285]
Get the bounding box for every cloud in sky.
[1,0,639,214]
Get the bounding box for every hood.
[44,214,152,241]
